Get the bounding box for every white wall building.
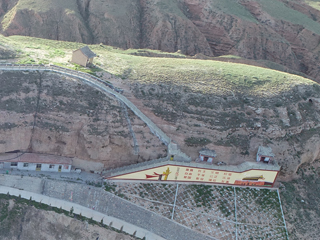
[199,149,217,163]
[256,146,275,164]
[0,153,72,172]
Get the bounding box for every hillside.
[0,194,136,240]
[0,33,320,239]
[0,54,167,170]
[1,0,320,83]
[0,35,319,177]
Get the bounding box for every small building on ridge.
[71,46,96,67]
[199,149,217,163]
[256,146,275,164]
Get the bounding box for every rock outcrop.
[124,77,320,176]
[1,0,320,81]
[0,71,166,170]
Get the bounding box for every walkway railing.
[0,63,172,146]
[0,186,165,240]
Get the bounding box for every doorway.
[58,165,62,172]
[36,164,41,171]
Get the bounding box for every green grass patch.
[15,0,80,14]
[209,0,258,23]
[0,34,317,98]
[156,0,187,19]
[257,0,320,35]
[306,0,320,11]
[218,55,242,59]
[184,137,212,146]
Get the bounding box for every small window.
[11,162,17,166]
[23,163,29,167]
[49,164,55,168]
[64,165,69,170]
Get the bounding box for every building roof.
[0,153,72,165]
[257,146,275,157]
[199,149,217,157]
[78,46,96,58]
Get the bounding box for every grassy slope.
[0,34,317,97]
[156,0,187,19]
[306,0,320,11]
[0,34,320,240]
[257,0,320,34]
[209,0,258,23]
[14,0,79,12]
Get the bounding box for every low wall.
[0,174,214,240]
[0,64,172,147]
[106,161,281,188]
[0,185,165,240]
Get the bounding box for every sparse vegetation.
[0,34,316,98]
[188,184,214,208]
[306,0,320,11]
[184,137,212,146]
[0,193,142,239]
[280,160,320,239]
[257,0,320,35]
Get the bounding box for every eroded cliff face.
[119,78,320,176]
[0,71,166,170]
[1,0,320,81]
[1,1,91,43]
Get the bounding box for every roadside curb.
[0,186,166,240]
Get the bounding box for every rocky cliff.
[1,0,320,82]
[0,70,166,170]
[110,69,320,176]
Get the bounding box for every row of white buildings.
[0,152,72,173]
[0,146,275,173]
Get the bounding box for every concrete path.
[0,64,192,161]
[0,185,166,240]
[0,174,215,240]
[0,168,102,184]
[0,64,171,145]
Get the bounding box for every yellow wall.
[109,164,279,187]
